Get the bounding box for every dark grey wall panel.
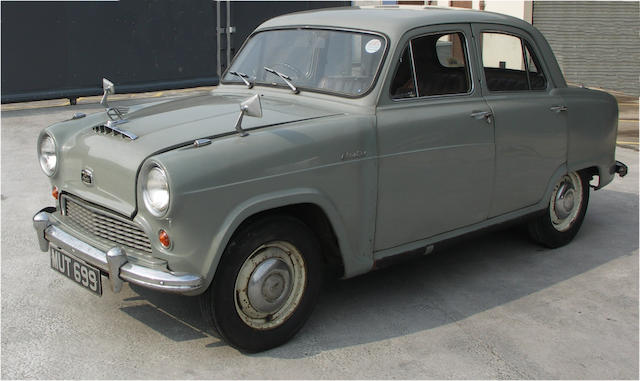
[533,1,640,96]
[1,1,348,103]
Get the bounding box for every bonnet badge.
[81,169,94,186]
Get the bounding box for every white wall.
[483,1,531,23]
[352,0,532,23]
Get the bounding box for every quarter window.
[480,32,547,91]
[390,45,417,99]
[391,32,471,99]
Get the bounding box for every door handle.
[550,105,568,113]
[470,111,493,123]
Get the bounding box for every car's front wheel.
[528,171,590,248]
[199,215,323,352]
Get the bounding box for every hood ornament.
[95,78,137,140]
[100,78,129,122]
[234,94,263,137]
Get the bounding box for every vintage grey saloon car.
[33,6,627,352]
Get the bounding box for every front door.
[374,25,495,252]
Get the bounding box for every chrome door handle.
[470,111,493,123]
[550,105,568,113]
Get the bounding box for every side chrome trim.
[32,209,203,294]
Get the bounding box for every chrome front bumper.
[33,207,204,294]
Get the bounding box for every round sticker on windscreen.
[365,39,382,54]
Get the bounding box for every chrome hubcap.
[247,258,292,314]
[235,241,306,330]
[554,183,575,219]
[550,172,583,232]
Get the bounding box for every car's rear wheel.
[199,215,323,352]
[528,171,590,248]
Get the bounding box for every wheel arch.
[233,203,345,277]
[200,188,358,292]
[537,163,603,212]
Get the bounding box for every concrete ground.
[1,91,638,379]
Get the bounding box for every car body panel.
[483,91,568,217]
[375,96,496,250]
[560,86,619,189]
[143,111,378,283]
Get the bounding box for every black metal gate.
[1,1,348,103]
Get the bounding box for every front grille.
[63,195,152,253]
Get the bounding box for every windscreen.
[224,29,387,97]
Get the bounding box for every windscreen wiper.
[229,71,254,89]
[264,66,299,94]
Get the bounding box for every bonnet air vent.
[93,120,138,140]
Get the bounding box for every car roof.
[254,5,567,91]
[256,5,536,41]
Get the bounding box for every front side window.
[391,32,471,99]
[224,29,386,97]
[480,32,547,91]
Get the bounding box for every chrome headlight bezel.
[37,132,58,177]
[142,163,171,218]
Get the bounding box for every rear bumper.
[33,207,204,295]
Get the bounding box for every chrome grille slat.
[91,228,151,250]
[66,202,152,251]
[90,214,148,238]
[63,195,152,253]
[65,202,151,247]
[66,204,151,250]
[67,203,147,238]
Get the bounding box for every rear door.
[472,24,568,217]
[374,24,495,251]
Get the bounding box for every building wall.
[1,1,348,103]
[483,1,532,23]
[532,1,639,96]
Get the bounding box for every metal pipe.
[216,0,221,78]
[226,0,231,69]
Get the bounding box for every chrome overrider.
[33,207,204,294]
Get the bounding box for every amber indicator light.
[158,229,171,248]
[52,186,59,200]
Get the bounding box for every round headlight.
[38,134,57,176]
[143,165,170,217]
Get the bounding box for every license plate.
[50,247,102,296]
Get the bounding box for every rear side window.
[480,32,547,91]
[391,32,471,99]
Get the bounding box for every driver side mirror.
[235,94,263,137]
[103,78,115,95]
[100,78,115,108]
[240,94,262,118]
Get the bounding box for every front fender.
[144,113,378,294]
[200,188,372,292]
